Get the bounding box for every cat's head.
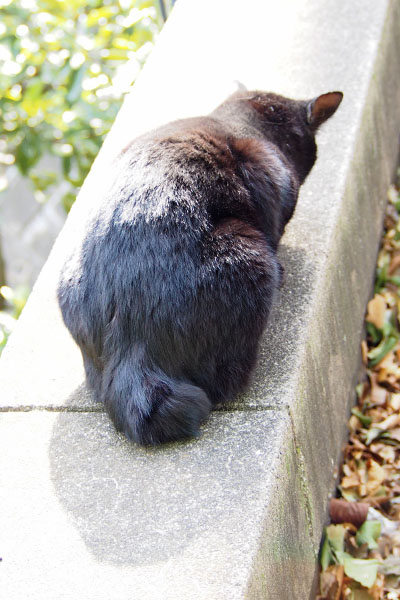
[224,90,343,182]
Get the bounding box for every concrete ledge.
[1,0,400,598]
[1,411,315,599]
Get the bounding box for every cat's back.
[102,116,241,227]
[59,116,248,321]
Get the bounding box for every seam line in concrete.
[214,403,287,413]
[0,403,285,413]
[0,405,104,413]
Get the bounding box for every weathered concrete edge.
[283,0,400,578]
[246,2,400,596]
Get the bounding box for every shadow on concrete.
[227,244,317,407]
[48,408,291,567]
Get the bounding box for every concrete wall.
[1,0,400,598]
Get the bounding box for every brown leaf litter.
[317,180,400,600]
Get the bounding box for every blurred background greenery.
[0,0,170,352]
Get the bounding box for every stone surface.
[0,410,315,600]
[1,0,400,598]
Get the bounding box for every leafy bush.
[0,285,29,353]
[0,0,161,211]
[0,0,163,354]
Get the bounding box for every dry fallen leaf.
[370,386,388,407]
[388,393,400,410]
[329,498,369,528]
[319,565,344,600]
[349,415,362,432]
[375,414,400,431]
[342,473,360,489]
[388,427,400,442]
[362,340,369,365]
[370,443,396,464]
[366,295,387,330]
[389,253,400,275]
[366,459,386,496]
[369,571,385,599]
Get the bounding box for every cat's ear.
[232,80,247,92]
[225,80,247,98]
[307,91,343,130]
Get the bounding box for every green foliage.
[355,520,381,550]
[321,524,381,589]
[0,285,29,354]
[0,0,161,208]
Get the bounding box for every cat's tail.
[101,344,212,446]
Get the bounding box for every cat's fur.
[58,89,343,445]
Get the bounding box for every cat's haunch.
[58,89,343,445]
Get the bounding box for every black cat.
[58,89,343,445]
